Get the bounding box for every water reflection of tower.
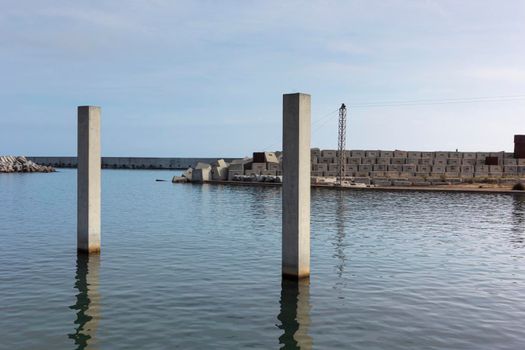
[69,254,100,350]
[277,279,312,350]
[511,195,525,248]
[335,192,347,278]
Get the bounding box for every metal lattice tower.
[337,103,347,186]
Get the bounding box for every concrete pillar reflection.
[69,254,101,350]
[278,278,312,349]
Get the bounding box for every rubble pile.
[0,156,55,173]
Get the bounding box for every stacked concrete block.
[394,151,408,158]
[420,158,433,165]
[489,165,503,176]
[518,159,525,165]
[391,158,406,165]
[462,158,477,166]
[504,158,518,165]
[347,157,361,165]
[212,166,228,181]
[351,150,365,157]
[446,165,460,173]
[325,170,337,177]
[370,171,385,177]
[373,179,392,186]
[311,171,323,177]
[268,162,281,171]
[434,152,448,158]
[433,158,447,166]
[322,150,337,158]
[460,165,474,175]
[385,171,400,178]
[476,152,490,159]
[417,165,431,173]
[365,150,379,158]
[311,156,318,164]
[447,158,460,166]
[252,163,267,172]
[261,170,277,176]
[504,152,514,158]
[432,165,446,174]
[373,164,388,171]
[448,152,461,159]
[504,166,518,175]
[406,158,419,165]
[421,152,433,158]
[346,164,358,173]
[475,165,489,177]
[319,157,335,164]
[311,148,321,158]
[518,166,525,175]
[402,164,416,172]
[362,157,376,165]
[462,152,476,159]
[328,164,339,172]
[380,151,393,158]
[358,164,372,172]
[193,167,211,182]
[407,151,421,158]
[228,170,243,181]
[377,157,391,165]
[312,164,327,172]
[388,164,403,172]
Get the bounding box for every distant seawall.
[27,157,235,170]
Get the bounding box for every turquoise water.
[1,169,525,349]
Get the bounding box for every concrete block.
[347,157,361,165]
[444,172,459,178]
[414,172,430,178]
[310,148,321,158]
[328,164,339,172]
[503,166,517,174]
[406,158,419,165]
[261,170,277,176]
[490,152,504,158]
[393,151,408,158]
[393,180,412,186]
[312,164,328,172]
[365,150,379,158]
[448,152,461,159]
[385,171,400,178]
[460,165,474,173]
[373,179,392,186]
[407,151,421,158]
[319,157,336,164]
[379,151,393,158]
[325,170,337,177]
[421,152,433,158]
[373,164,387,171]
[361,157,376,165]
[321,150,337,157]
[432,165,445,173]
[311,171,323,177]
[268,162,281,171]
[398,172,413,179]
[420,158,433,165]
[358,164,372,172]
[417,165,431,172]
[447,159,460,166]
[402,165,416,172]
[350,150,365,157]
[462,158,476,166]
[252,162,267,171]
[462,152,476,159]
[228,170,243,181]
[195,162,212,170]
[446,165,460,172]
[476,152,490,160]
[215,159,229,168]
[336,150,351,157]
[346,164,358,172]
[489,165,503,173]
[356,171,370,177]
[518,166,525,174]
[354,177,371,185]
[504,158,518,165]
[370,171,385,177]
[77,106,101,254]
[376,157,391,165]
[192,168,211,182]
[475,165,490,173]
[245,169,259,176]
[391,158,406,165]
[211,166,228,180]
[311,156,318,164]
[518,159,525,165]
[504,152,514,158]
[434,152,448,158]
[433,158,447,166]
[388,164,403,172]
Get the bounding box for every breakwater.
[27,156,235,170]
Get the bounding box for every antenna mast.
[337,103,347,186]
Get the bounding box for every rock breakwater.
[0,156,55,173]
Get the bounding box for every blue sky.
[1,0,524,157]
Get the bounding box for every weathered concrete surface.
[77,106,101,254]
[282,93,311,279]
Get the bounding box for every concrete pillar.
[282,93,311,279]
[77,106,101,253]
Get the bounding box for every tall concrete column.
[282,93,311,279]
[77,106,101,253]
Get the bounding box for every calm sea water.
[1,169,525,350]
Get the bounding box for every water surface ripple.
[1,170,524,349]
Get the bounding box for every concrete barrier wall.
[27,156,235,170]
